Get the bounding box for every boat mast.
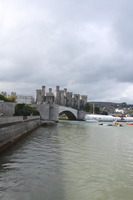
[93,104,95,114]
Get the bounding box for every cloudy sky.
[0,0,133,103]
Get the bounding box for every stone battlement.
[35,86,87,110]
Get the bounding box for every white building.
[16,95,34,104]
[115,109,124,114]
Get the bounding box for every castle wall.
[35,90,42,104]
[35,86,88,109]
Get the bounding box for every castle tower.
[11,92,16,97]
[35,89,42,104]
[80,95,87,108]
[73,94,80,109]
[64,88,67,95]
[41,86,46,103]
[54,86,60,104]
[49,88,52,95]
[44,88,54,104]
[42,86,45,96]
[64,88,67,105]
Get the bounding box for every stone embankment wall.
[0,102,59,121]
[0,102,16,116]
[0,116,41,153]
[0,116,40,125]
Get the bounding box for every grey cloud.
[1,0,133,103]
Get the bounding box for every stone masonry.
[35,86,87,110]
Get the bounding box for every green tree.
[82,103,93,113]
[82,102,109,115]
[0,94,7,101]
[94,106,100,114]
[101,110,108,115]
[100,107,108,115]
[121,102,127,107]
[7,95,16,102]
[0,94,16,102]
[14,104,40,116]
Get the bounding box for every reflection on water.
[1,121,133,200]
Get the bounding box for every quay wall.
[0,116,40,125]
[0,102,16,116]
[0,116,41,153]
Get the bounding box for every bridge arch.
[59,106,78,120]
[59,110,77,120]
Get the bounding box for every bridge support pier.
[35,103,59,122]
[77,110,86,120]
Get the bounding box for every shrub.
[0,94,16,102]
[14,104,40,116]
[0,94,8,101]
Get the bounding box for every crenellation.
[0,91,7,96]
[35,86,87,109]
[54,86,60,105]
[11,92,16,97]
[35,89,42,104]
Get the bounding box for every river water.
[1,121,133,200]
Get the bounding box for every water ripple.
[0,122,133,199]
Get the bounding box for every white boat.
[85,114,121,122]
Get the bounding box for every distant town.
[90,101,133,117]
[1,86,133,117]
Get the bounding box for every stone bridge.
[0,103,85,121]
[27,104,85,121]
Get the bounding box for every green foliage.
[121,102,127,107]
[111,103,117,108]
[7,95,16,102]
[14,103,40,116]
[82,102,93,113]
[83,102,108,115]
[0,94,16,102]
[59,113,68,119]
[0,94,7,101]
[94,106,100,114]
[101,110,108,115]
[100,107,108,115]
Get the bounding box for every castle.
[35,86,87,110]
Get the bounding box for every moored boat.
[126,122,133,125]
[99,122,123,127]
